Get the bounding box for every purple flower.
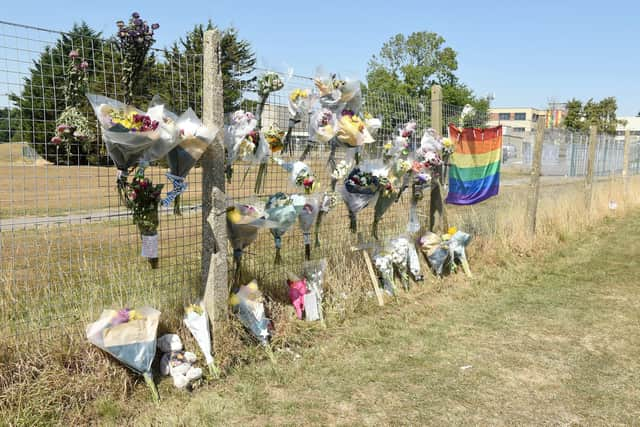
[132,12,140,19]
[112,308,131,326]
[116,20,125,27]
[134,18,143,26]
[68,50,79,59]
[151,23,159,30]
[79,61,89,70]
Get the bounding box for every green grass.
[122,213,640,425]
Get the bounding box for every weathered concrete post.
[201,30,228,328]
[429,85,448,233]
[526,117,545,235]
[622,129,631,207]
[585,125,598,214]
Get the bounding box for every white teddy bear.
[157,334,203,389]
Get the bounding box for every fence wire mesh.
[0,21,203,348]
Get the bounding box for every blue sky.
[4,0,639,115]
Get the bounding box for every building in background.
[615,116,640,142]
[487,106,567,136]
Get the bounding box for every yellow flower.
[227,207,241,224]
[383,142,393,150]
[185,304,204,315]
[263,124,285,153]
[289,89,308,103]
[336,115,366,147]
[443,138,454,148]
[364,112,373,120]
[128,310,144,321]
[247,280,259,291]
[229,294,240,306]
[447,226,458,235]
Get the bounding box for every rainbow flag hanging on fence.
[446,125,503,205]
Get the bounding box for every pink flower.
[51,136,62,145]
[69,50,79,59]
[57,124,68,133]
[79,61,89,70]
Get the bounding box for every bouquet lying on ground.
[338,165,380,233]
[389,236,423,290]
[302,259,327,323]
[87,94,178,200]
[224,110,259,182]
[273,158,317,194]
[298,195,320,260]
[418,228,472,277]
[372,249,397,296]
[265,193,305,264]
[51,50,94,158]
[184,303,220,378]
[227,202,275,286]
[229,280,271,345]
[164,108,218,214]
[126,171,164,268]
[86,307,161,402]
[314,191,338,248]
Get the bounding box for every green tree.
[162,22,256,113]
[563,97,620,135]
[9,23,116,165]
[0,107,20,142]
[366,31,489,129]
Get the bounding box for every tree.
[163,22,256,113]
[9,23,115,165]
[563,97,620,135]
[0,108,20,142]
[366,31,489,127]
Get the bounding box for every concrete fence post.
[526,117,545,235]
[585,125,598,214]
[429,84,448,233]
[201,30,228,332]
[622,129,631,207]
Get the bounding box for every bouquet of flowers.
[115,12,159,104]
[183,303,220,378]
[302,259,327,323]
[253,123,286,194]
[286,272,308,320]
[389,236,423,290]
[86,307,161,402]
[418,228,472,277]
[407,169,431,233]
[314,191,338,248]
[273,158,316,194]
[336,109,374,147]
[314,72,362,114]
[284,88,313,155]
[224,110,259,182]
[372,175,397,240]
[227,202,275,286]
[338,166,380,233]
[229,280,271,346]
[125,171,164,268]
[50,50,94,160]
[265,193,305,264]
[298,195,320,260]
[330,159,352,191]
[164,108,218,214]
[87,94,178,199]
[372,250,397,296]
[257,72,285,98]
[364,113,382,138]
[301,107,338,162]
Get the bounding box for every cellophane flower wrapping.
[303,259,327,322]
[164,108,218,211]
[314,71,362,114]
[449,230,472,277]
[266,193,305,263]
[372,251,396,296]
[86,306,161,401]
[335,110,374,147]
[314,191,338,247]
[229,280,271,345]
[225,110,258,163]
[298,195,320,259]
[183,303,219,377]
[390,236,422,288]
[309,108,338,144]
[418,232,450,276]
[339,164,381,233]
[407,170,431,233]
[273,159,316,194]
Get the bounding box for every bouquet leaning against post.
[163,108,218,214]
[229,280,273,357]
[338,165,380,234]
[86,307,161,402]
[183,303,220,378]
[126,171,164,268]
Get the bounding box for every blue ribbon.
[162,173,188,207]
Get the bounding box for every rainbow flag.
[446,125,502,205]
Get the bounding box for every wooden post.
[585,125,598,214]
[526,117,545,235]
[351,245,385,306]
[622,129,631,206]
[201,30,228,327]
[429,85,448,233]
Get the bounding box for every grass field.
[132,211,640,425]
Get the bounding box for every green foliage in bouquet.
[126,173,164,236]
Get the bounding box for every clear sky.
[3,0,639,115]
